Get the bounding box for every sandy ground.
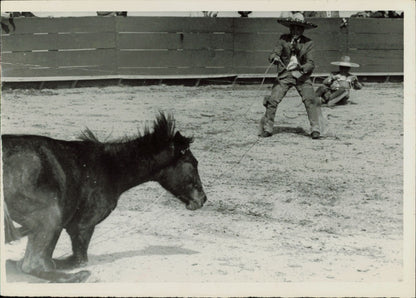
[1,82,403,284]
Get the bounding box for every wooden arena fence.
[1,17,403,83]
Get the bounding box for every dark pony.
[3,112,206,283]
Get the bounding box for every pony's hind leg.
[19,203,61,273]
[18,203,90,283]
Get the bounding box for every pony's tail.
[4,202,26,243]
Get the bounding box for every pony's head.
[155,130,207,210]
[143,113,206,210]
[79,112,207,210]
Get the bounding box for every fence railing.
[1,17,403,82]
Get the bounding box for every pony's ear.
[173,131,185,143]
[174,131,183,139]
[174,131,194,143]
[173,131,191,154]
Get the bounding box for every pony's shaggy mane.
[79,113,192,155]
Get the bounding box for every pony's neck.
[105,138,174,195]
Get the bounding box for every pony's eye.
[180,149,186,155]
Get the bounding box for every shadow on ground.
[272,126,309,136]
[6,245,199,283]
[87,245,199,266]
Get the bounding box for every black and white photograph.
[1,0,415,296]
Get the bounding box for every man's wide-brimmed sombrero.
[330,56,360,67]
[277,12,317,30]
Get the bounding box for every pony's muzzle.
[186,193,207,210]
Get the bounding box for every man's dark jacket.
[268,34,315,80]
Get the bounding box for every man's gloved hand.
[269,56,279,65]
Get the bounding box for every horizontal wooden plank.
[2,49,116,70]
[118,50,233,68]
[4,17,115,34]
[2,32,116,51]
[233,18,283,33]
[348,18,403,34]
[233,18,343,33]
[347,49,403,60]
[348,33,403,50]
[1,73,238,82]
[234,33,279,51]
[353,65,403,73]
[116,17,233,33]
[233,50,343,68]
[233,49,402,73]
[118,32,233,50]
[57,49,117,67]
[2,72,402,82]
[346,50,403,72]
[233,68,346,76]
[234,66,278,75]
[304,18,348,33]
[118,67,234,76]
[2,67,116,78]
[232,51,270,67]
[306,33,347,51]
[234,32,345,51]
[2,51,57,68]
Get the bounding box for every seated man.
[316,56,363,107]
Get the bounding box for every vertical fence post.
[113,16,119,78]
[342,17,349,56]
[231,17,236,77]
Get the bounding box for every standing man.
[259,13,322,139]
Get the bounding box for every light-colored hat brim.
[331,61,360,67]
[277,19,317,30]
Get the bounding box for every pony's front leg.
[54,226,95,270]
[55,191,115,270]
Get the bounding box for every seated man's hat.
[331,56,360,67]
[277,12,318,29]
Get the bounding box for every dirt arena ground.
[1,82,403,283]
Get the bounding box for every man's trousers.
[262,75,321,134]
